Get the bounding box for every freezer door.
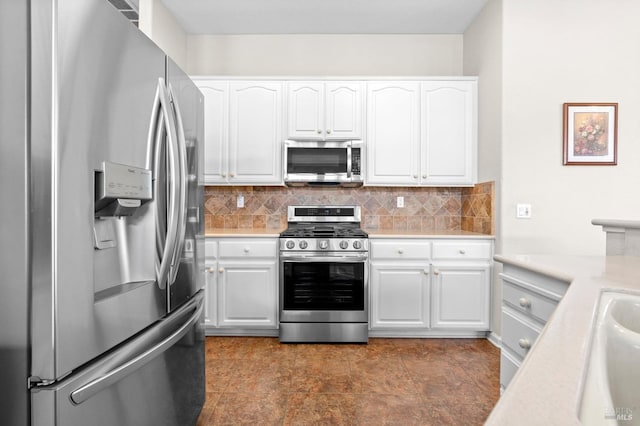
[32,292,205,426]
[166,58,205,312]
[30,0,169,381]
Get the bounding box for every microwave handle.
[347,146,352,178]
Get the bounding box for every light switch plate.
[516,203,531,218]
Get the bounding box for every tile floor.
[196,336,500,426]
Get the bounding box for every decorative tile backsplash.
[204,181,494,234]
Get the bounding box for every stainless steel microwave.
[283,140,363,186]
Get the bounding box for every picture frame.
[563,102,617,165]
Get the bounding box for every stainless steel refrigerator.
[0,0,205,424]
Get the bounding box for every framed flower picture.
[563,103,617,165]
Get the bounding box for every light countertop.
[206,228,494,239]
[487,254,640,425]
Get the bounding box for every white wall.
[501,0,640,255]
[463,0,503,334]
[138,0,188,69]
[187,34,463,76]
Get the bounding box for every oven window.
[283,261,365,310]
[287,148,347,174]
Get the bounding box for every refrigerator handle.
[153,78,181,290]
[167,83,188,286]
[69,292,204,405]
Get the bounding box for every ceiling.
[159,0,489,35]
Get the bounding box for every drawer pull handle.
[398,249,404,254]
[244,247,250,253]
[518,338,531,350]
[519,297,531,308]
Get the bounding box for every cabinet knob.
[423,269,429,275]
[433,269,440,275]
[518,297,531,308]
[218,267,224,273]
[207,267,214,273]
[229,172,235,177]
[243,247,250,253]
[326,129,331,134]
[413,174,418,179]
[317,129,322,134]
[518,338,531,349]
[422,174,426,179]
[397,249,404,254]
[459,249,466,255]
[221,173,226,177]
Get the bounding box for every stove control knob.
[285,240,295,249]
[353,240,363,250]
[299,240,308,249]
[319,240,329,250]
[339,240,349,249]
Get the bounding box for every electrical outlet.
[516,203,531,218]
[237,195,244,208]
[397,196,404,208]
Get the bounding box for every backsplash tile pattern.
[204,181,494,235]
[461,181,494,235]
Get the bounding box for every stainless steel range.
[279,206,369,343]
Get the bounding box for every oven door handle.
[280,256,368,263]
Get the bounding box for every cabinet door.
[325,82,362,140]
[287,82,324,140]
[421,81,477,185]
[430,263,490,330]
[196,80,228,184]
[217,261,277,328]
[229,82,283,184]
[370,262,430,329]
[366,82,420,185]
[204,263,217,327]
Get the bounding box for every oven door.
[279,253,368,323]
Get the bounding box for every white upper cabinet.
[421,80,477,185]
[366,82,421,185]
[287,81,363,140]
[366,79,477,187]
[195,79,283,186]
[196,81,228,185]
[229,81,283,184]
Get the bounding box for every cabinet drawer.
[219,240,277,258]
[502,279,558,324]
[205,239,217,259]
[431,241,492,260]
[501,308,541,359]
[370,240,431,260]
[500,349,521,390]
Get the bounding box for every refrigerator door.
[30,0,169,382]
[0,2,30,425]
[32,292,205,426]
[166,58,205,312]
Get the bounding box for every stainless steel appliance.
[279,206,369,343]
[283,140,364,186]
[0,0,205,424]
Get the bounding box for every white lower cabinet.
[496,262,570,391]
[369,237,493,337]
[204,237,278,335]
[370,263,430,328]
[430,264,490,330]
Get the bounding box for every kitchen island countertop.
[487,254,640,425]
